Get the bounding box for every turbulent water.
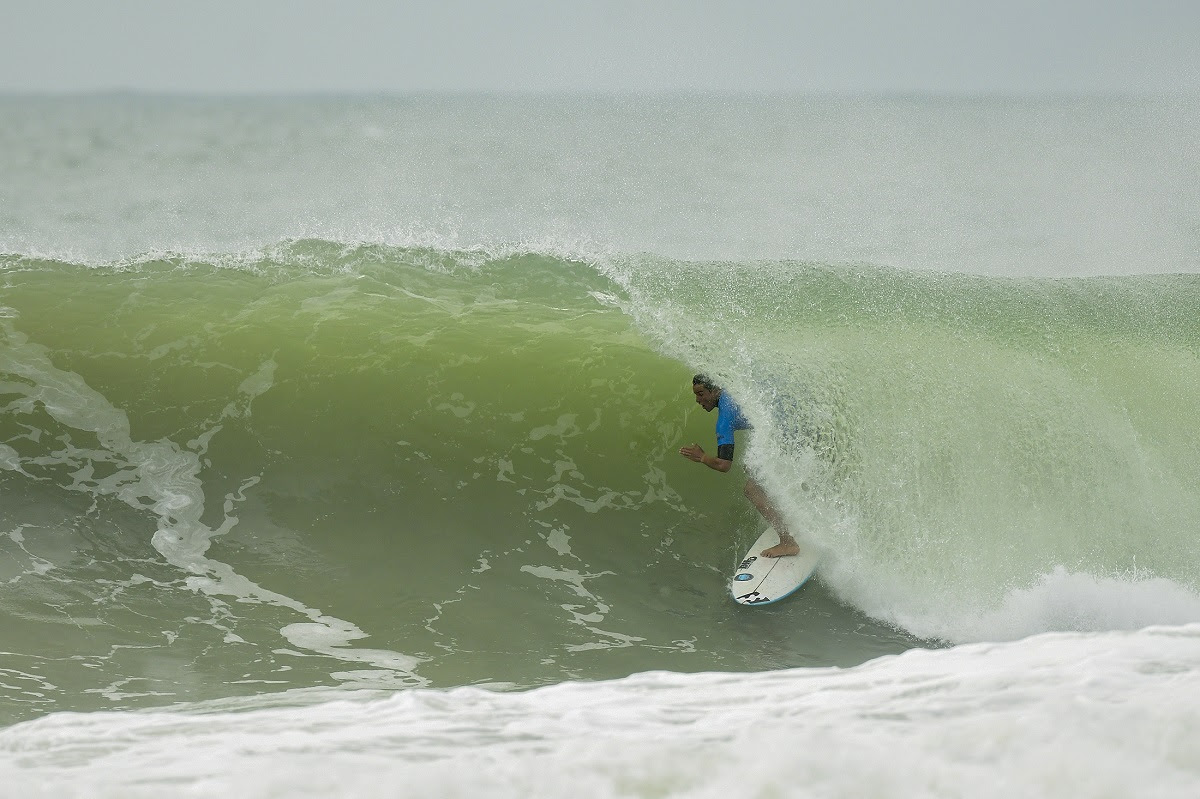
[2,95,1200,796]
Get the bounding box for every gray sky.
[5,0,1199,94]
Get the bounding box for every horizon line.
[2,87,1196,100]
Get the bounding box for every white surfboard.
[729,527,819,606]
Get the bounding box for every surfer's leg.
[744,478,799,558]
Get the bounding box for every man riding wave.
[679,375,800,558]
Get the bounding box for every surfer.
[679,375,800,558]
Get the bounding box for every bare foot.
[761,537,800,558]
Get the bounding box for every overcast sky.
[4,0,1199,94]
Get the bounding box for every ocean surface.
[2,94,1199,796]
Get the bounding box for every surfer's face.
[692,383,720,412]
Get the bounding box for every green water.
[5,245,1200,725]
[2,94,1199,727]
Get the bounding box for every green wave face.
[1,244,759,715]
[3,244,1200,716]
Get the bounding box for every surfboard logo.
[729,527,818,607]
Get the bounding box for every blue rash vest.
[715,391,752,454]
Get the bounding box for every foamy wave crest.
[3,624,1199,798]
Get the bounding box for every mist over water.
[3,95,1197,273]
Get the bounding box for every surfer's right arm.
[679,443,733,472]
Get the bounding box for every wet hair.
[692,374,719,391]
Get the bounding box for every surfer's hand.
[679,444,705,463]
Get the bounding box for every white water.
[3,624,1199,798]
